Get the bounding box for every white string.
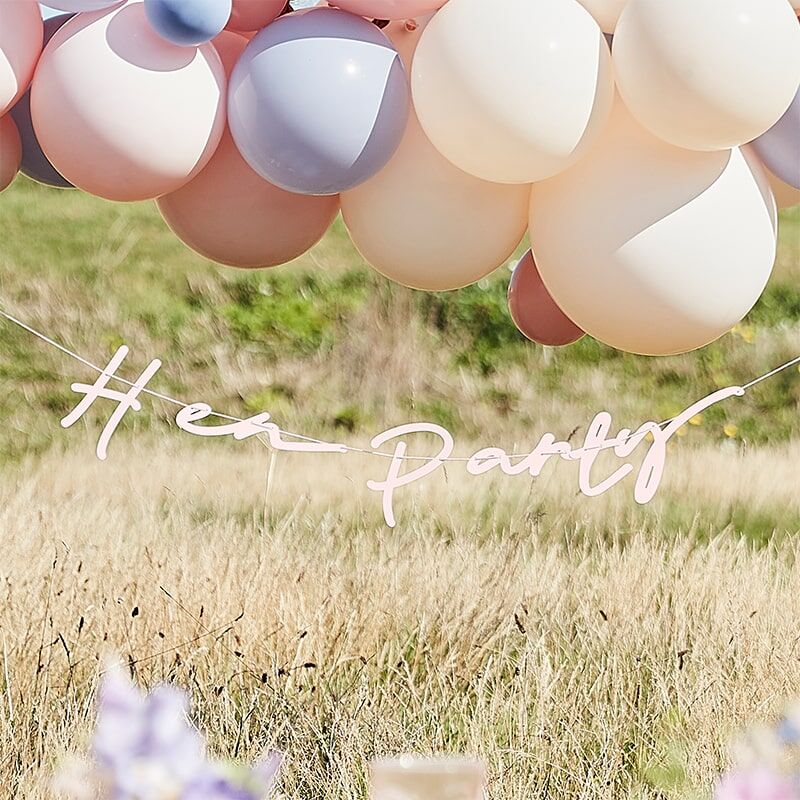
[2,305,798,464]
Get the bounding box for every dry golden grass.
[2,435,800,799]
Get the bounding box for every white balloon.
[614,0,800,151]
[529,98,777,356]
[412,0,614,184]
[576,0,628,33]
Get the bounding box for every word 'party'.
[62,347,743,527]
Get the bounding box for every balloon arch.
[1,0,799,357]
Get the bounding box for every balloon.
[10,13,74,188]
[341,12,527,291]
[229,7,409,195]
[31,1,226,202]
[157,31,338,268]
[0,0,43,116]
[226,0,285,32]
[756,156,800,210]
[750,88,800,191]
[341,109,529,291]
[528,98,777,357]
[329,1,445,20]
[508,251,585,347]
[0,114,22,193]
[411,0,614,184]
[575,0,627,33]
[144,0,232,46]
[45,1,122,9]
[614,0,800,152]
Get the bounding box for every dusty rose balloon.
[226,0,285,32]
[0,114,22,193]
[0,0,43,116]
[508,251,585,347]
[330,0,445,19]
[31,2,226,202]
[157,31,338,268]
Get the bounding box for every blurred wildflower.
[716,704,800,800]
[55,664,281,800]
[724,423,739,439]
[689,414,704,426]
[715,769,799,800]
[731,323,757,344]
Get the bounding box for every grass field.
[1,176,800,798]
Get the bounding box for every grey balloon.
[751,88,800,190]
[228,7,410,196]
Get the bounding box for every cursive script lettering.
[60,346,745,528]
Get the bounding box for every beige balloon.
[411,0,614,184]
[342,16,529,291]
[529,98,777,356]
[614,0,800,151]
[763,163,800,210]
[576,0,628,33]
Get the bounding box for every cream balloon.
[576,0,628,33]
[0,0,43,116]
[614,0,800,151]
[0,114,22,192]
[31,1,226,202]
[529,99,777,356]
[412,0,614,184]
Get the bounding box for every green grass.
[0,176,799,463]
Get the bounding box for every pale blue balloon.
[144,0,232,46]
[228,7,409,196]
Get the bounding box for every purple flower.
[715,769,800,800]
[61,665,282,800]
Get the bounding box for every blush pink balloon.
[31,2,226,202]
[0,114,22,193]
[0,0,43,116]
[508,250,585,347]
[330,1,446,20]
[226,0,286,32]
[157,32,339,268]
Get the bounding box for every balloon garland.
[0,0,798,358]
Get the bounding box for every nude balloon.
[529,99,777,356]
[412,0,614,184]
[0,0,43,116]
[757,157,800,210]
[225,0,284,32]
[157,32,338,268]
[614,0,800,152]
[575,0,627,33]
[341,110,529,290]
[31,2,226,202]
[0,115,22,193]
[330,1,445,19]
[508,251,585,347]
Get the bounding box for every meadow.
[1,176,800,798]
